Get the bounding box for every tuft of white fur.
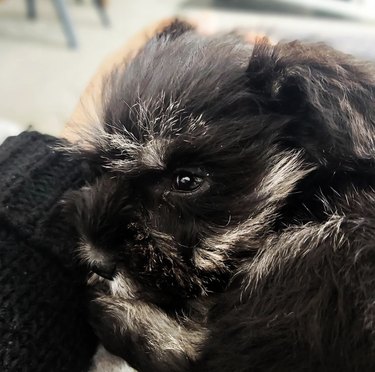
[89,345,136,372]
[194,151,315,270]
[56,93,206,174]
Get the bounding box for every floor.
[1,0,375,140]
[0,0,188,138]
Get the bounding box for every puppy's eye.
[173,172,203,192]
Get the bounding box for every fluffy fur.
[64,21,375,371]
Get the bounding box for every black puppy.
[64,21,375,371]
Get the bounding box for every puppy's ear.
[247,39,375,162]
[156,19,194,41]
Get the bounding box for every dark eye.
[173,172,204,192]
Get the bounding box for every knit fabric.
[0,131,97,372]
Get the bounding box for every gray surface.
[0,0,185,136]
[184,0,375,60]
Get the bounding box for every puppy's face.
[66,22,375,302]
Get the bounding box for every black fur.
[64,21,375,371]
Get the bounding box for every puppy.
[64,21,375,371]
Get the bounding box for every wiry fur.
[63,21,375,371]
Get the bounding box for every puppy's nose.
[91,262,116,280]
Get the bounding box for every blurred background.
[1,0,375,142]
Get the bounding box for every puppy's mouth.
[90,261,117,281]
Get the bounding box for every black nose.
[91,262,116,280]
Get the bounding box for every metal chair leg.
[93,0,110,27]
[26,0,37,19]
[52,0,79,48]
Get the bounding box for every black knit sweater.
[0,131,97,372]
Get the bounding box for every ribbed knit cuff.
[0,131,89,240]
[0,131,97,372]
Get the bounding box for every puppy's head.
[64,21,375,301]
